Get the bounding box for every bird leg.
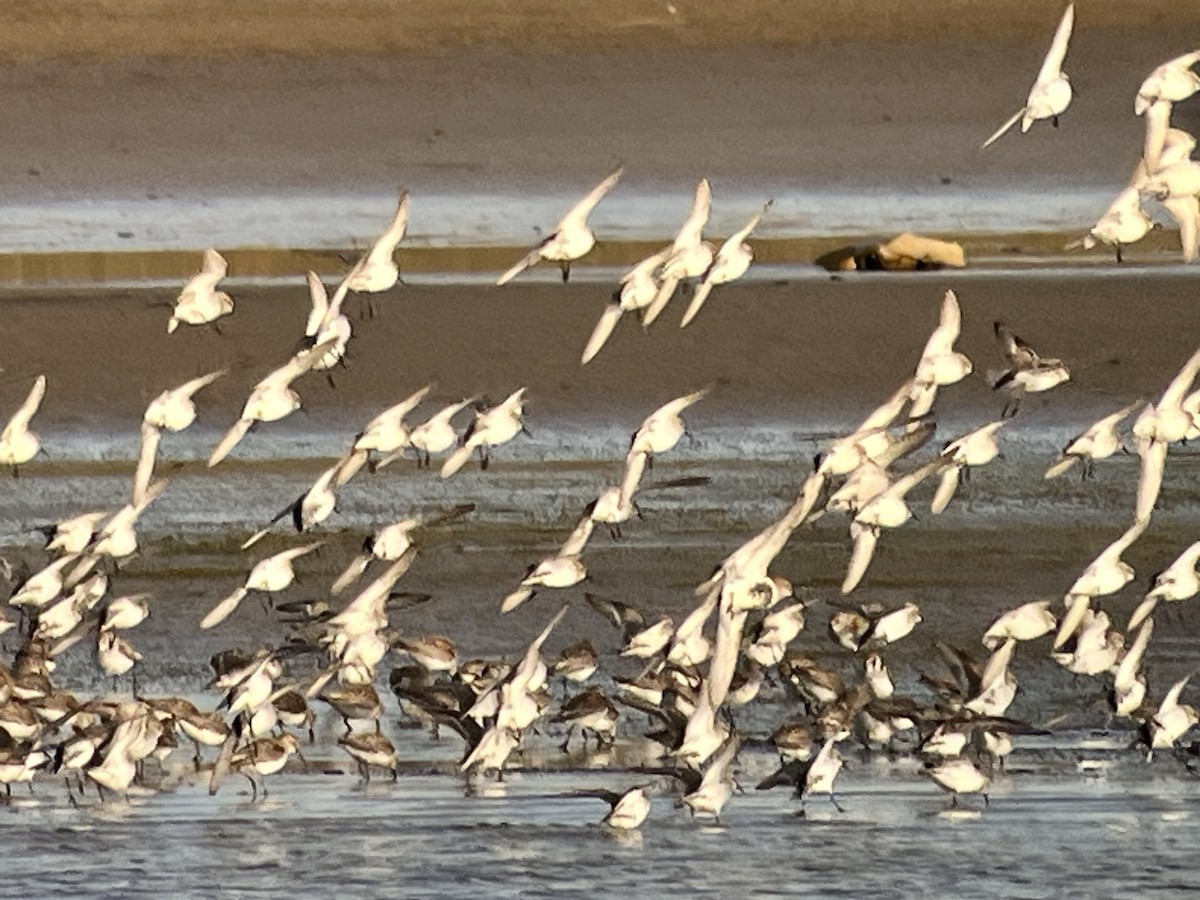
[559,725,575,754]
[560,260,571,283]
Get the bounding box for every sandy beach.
[2,5,1200,897]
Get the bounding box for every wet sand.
[2,272,1198,428]
[0,5,1198,261]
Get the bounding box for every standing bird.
[347,190,410,316]
[680,200,772,328]
[982,3,1075,148]
[168,248,233,334]
[566,785,652,831]
[497,166,624,285]
[0,375,47,476]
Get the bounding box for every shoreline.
[0,232,1190,287]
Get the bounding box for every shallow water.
[4,269,1200,896]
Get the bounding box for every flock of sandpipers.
[1,9,1199,832]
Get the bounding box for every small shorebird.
[441,389,530,478]
[581,248,670,364]
[642,179,715,326]
[991,322,1070,417]
[930,420,1005,514]
[200,542,323,629]
[403,397,477,470]
[0,375,47,475]
[553,687,619,751]
[1044,401,1140,479]
[566,785,652,831]
[334,384,433,484]
[168,248,233,334]
[230,733,304,799]
[208,338,337,467]
[347,190,410,316]
[1136,51,1200,116]
[338,730,398,781]
[1132,345,1200,520]
[1054,518,1147,649]
[135,370,225,503]
[909,290,973,418]
[1129,539,1200,630]
[982,599,1057,649]
[679,200,771,328]
[629,389,707,468]
[982,3,1075,148]
[497,166,623,284]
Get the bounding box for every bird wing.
[842,523,878,594]
[7,374,47,433]
[1161,345,1200,409]
[174,369,228,401]
[1134,434,1165,525]
[640,272,680,326]
[929,465,961,516]
[1142,101,1172,173]
[920,290,962,359]
[993,321,1040,368]
[208,418,253,468]
[200,586,249,630]
[192,248,228,292]
[1036,3,1074,84]
[559,514,595,559]
[654,388,710,421]
[278,540,325,563]
[674,178,712,248]
[618,450,649,510]
[331,554,371,597]
[558,165,624,232]
[496,246,545,286]
[1116,619,1155,686]
[365,191,410,266]
[304,272,329,338]
[581,301,625,365]
[727,199,772,248]
[1160,674,1192,715]
[981,107,1026,150]
[679,281,716,329]
[132,422,162,508]
[1163,195,1200,264]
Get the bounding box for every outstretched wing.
[581,302,624,365]
[842,522,878,594]
[1036,3,1075,84]
[366,191,410,265]
[558,165,624,232]
[7,374,47,434]
[496,246,545,286]
[674,178,713,248]
[981,107,1026,150]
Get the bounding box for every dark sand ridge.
[2,1,1196,63]
[0,5,1197,277]
[2,273,1198,429]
